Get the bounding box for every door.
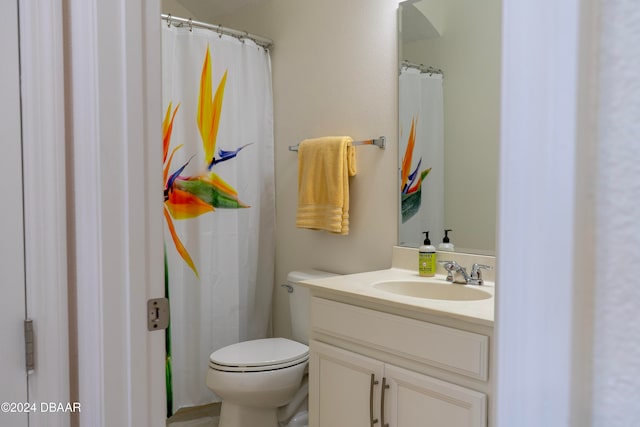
[309,340,384,427]
[0,0,28,426]
[385,364,487,427]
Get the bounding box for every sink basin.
[372,280,492,301]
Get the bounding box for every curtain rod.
[401,60,443,76]
[161,13,273,49]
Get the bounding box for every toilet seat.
[209,337,309,373]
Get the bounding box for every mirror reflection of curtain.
[398,67,444,247]
[162,26,275,412]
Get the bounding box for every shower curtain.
[398,67,444,247]
[162,25,275,413]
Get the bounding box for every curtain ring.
[188,18,193,32]
[167,14,172,28]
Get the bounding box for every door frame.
[63,0,165,426]
[495,0,598,425]
[18,2,69,427]
[1,0,28,424]
[21,0,164,425]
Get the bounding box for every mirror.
[398,0,501,255]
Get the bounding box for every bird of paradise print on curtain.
[163,45,252,416]
[401,117,432,223]
[163,46,251,279]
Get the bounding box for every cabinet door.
[385,364,487,427]
[309,340,384,427]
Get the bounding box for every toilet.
[206,270,337,427]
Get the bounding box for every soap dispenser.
[438,229,455,252]
[419,231,436,277]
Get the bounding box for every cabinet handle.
[380,377,390,427]
[370,373,379,426]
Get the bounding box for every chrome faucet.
[469,263,492,286]
[441,260,469,284]
[441,261,492,286]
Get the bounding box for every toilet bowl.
[206,338,308,427]
[206,270,337,427]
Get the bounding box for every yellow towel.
[296,136,357,235]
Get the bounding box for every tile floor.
[166,403,220,427]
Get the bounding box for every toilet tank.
[286,270,338,344]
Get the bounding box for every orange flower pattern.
[163,46,251,277]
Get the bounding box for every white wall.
[402,0,501,253]
[161,0,193,18]
[592,0,640,422]
[211,0,400,337]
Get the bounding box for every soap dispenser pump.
[419,231,436,277]
[438,229,455,252]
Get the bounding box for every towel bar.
[288,136,386,152]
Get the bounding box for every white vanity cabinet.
[308,296,491,427]
[384,364,486,427]
[309,341,384,427]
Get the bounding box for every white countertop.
[300,268,494,327]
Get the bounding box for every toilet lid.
[209,338,309,370]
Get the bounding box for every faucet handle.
[438,260,457,282]
[469,264,493,285]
